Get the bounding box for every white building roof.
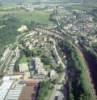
[19,63,29,72]
[5,83,25,100]
[0,77,13,100]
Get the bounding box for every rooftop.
[0,76,14,100]
[19,80,39,100]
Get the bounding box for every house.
[19,63,30,79]
[50,70,58,80]
[32,57,48,76]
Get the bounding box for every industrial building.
[19,80,39,100]
[0,76,14,100]
[0,76,39,100]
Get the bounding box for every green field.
[19,55,28,63]
[0,8,52,24]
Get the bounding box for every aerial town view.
[0,0,97,100]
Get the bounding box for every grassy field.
[0,8,52,24]
[19,55,28,63]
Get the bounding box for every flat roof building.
[32,57,47,76]
[0,76,14,100]
[5,82,25,100]
[19,63,30,79]
[19,80,39,100]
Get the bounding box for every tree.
[41,55,51,65]
[56,64,64,73]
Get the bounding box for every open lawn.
[19,55,28,63]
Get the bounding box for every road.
[49,74,66,100]
[33,28,67,100]
[34,28,64,40]
[34,27,92,100]
[0,49,13,74]
[49,39,67,100]
[3,51,14,73]
[0,31,27,74]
